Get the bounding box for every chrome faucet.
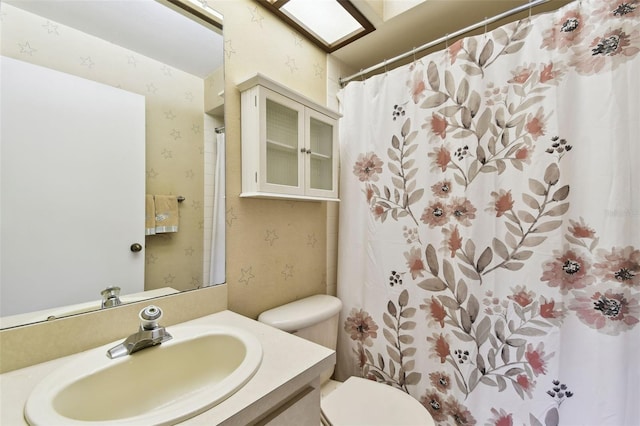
[101,286,122,309]
[106,305,172,359]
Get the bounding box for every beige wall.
[213,0,333,319]
[1,4,205,293]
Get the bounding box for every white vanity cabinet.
[239,74,340,201]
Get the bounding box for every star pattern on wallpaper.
[313,62,324,79]
[198,219,204,230]
[307,233,318,248]
[163,273,176,284]
[147,253,158,265]
[224,40,236,59]
[191,123,201,134]
[164,110,177,120]
[146,168,159,179]
[248,5,264,27]
[281,264,294,280]
[184,246,194,256]
[239,267,255,285]
[170,129,181,140]
[292,31,304,47]
[191,276,201,288]
[184,91,194,102]
[80,56,94,68]
[161,148,173,159]
[265,229,279,246]
[185,169,195,179]
[42,21,59,35]
[285,56,299,73]
[160,65,172,76]
[191,200,202,210]
[127,55,137,67]
[146,83,158,94]
[19,42,36,55]
[226,207,237,226]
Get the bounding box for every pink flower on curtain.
[429,371,452,393]
[422,296,447,328]
[541,9,586,52]
[539,62,566,84]
[525,107,548,140]
[421,200,449,227]
[487,408,514,426]
[427,333,451,363]
[444,396,477,426]
[430,113,448,139]
[447,197,477,226]
[489,189,514,217]
[515,144,535,164]
[442,225,463,258]
[569,284,640,335]
[571,28,640,74]
[568,217,596,239]
[508,285,535,307]
[344,308,379,346]
[525,342,554,376]
[540,249,595,294]
[371,203,385,219]
[594,246,640,287]
[507,63,534,84]
[593,0,639,19]
[429,146,452,172]
[404,246,426,279]
[431,179,453,198]
[421,390,448,422]
[516,374,536,398]
[539,297,566,324]
[408,69,427,104]
[363,184,375,203]
[353,152,383,182]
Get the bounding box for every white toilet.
[258,294,435,426]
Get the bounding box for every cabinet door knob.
[130,243,143,252]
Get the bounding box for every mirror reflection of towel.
[145,194,156,235]
[154,195,179,233]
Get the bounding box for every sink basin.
[24,324,262,425]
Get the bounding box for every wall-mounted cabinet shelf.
[238,73,340,201]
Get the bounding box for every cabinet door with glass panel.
[239,74,339,201]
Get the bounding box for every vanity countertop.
[0,310,335,425]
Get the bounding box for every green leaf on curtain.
[418,278,447,291]
[427,61,440,91]
[421,92,449,108]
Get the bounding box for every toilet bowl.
[258,295,434,426]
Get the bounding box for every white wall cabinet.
[239,74,340,201]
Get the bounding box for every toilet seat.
[321,377,435,426]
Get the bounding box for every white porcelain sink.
[24,324,262,425]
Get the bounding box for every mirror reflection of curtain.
[336,1,640,424]
[209,132,226,286]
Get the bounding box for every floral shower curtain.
[335,1,639,424]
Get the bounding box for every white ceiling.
[5,0,224,78]
[333,0,573,78]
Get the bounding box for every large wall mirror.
[0,0,225,329]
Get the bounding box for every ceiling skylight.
[256,0,374,52]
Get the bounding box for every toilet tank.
[258,295,343,350]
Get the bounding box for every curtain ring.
[529,0,533,19]
[384,59,388,75]
[484,17,488,37]
[413,48,417,65]
[445,33,449,50]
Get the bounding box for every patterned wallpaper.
[1,3,207,293]
[213,0,333,319]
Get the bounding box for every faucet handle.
[101,286,121,298]
[139,305,163,330]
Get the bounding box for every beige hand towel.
[154,195,179,233]
[145,194,156,235]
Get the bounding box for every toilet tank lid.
[258,295,342,332]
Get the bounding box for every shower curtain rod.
[339,0,550,86]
